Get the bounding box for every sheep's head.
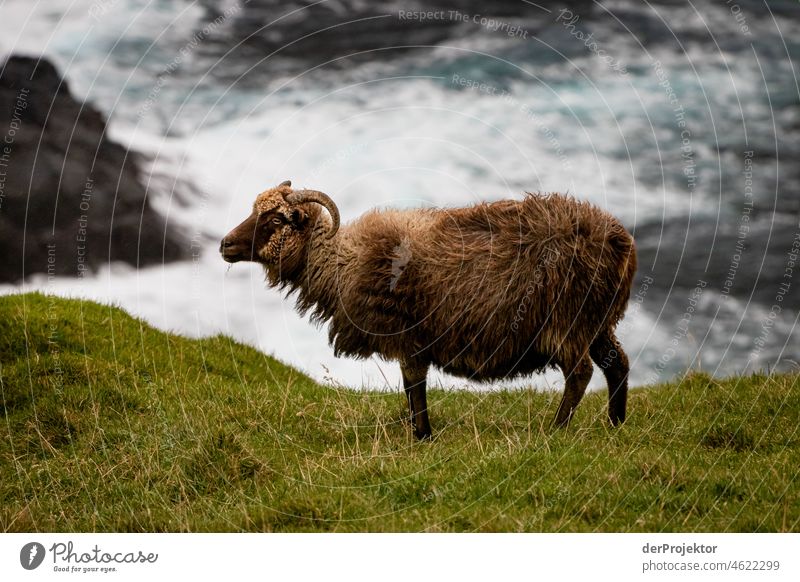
[220,181,340,275]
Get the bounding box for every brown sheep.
[220,181,637,440]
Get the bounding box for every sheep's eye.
[272,217,283,225]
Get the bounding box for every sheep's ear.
[290,208,308,228]
[279,180,292,188]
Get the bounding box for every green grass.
[1,292,798,532]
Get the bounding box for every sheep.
[220,181,637,440]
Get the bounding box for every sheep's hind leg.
[400,359,432,440]
[553,351,593,428]
[589,331,629,426]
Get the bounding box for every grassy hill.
[1,292,798,532]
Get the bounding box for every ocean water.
[2,0,798,391]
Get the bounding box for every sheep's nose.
[220,238,233,253]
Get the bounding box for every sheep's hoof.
[414,428,433,441]
[609,413,626,426]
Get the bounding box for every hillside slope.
[1,293,797,532]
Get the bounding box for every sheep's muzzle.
[220,213,259,263]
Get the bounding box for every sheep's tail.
[606,221,637,326]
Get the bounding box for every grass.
[1,292,798,532]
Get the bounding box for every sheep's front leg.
[400,359,432,440]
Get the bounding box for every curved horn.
[286,189,340,238]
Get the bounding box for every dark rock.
[0,55,185,283]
